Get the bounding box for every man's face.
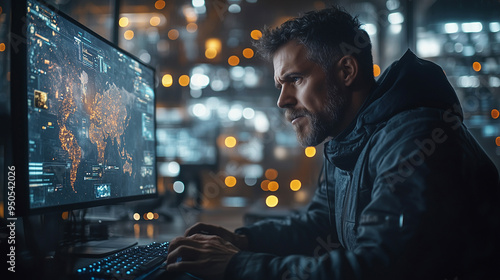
[273,41,347,147]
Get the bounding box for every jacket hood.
[325,50,463,169]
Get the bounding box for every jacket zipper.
[341,172,353,247]
[325,161,334,228]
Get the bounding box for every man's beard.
[286,83,347,147]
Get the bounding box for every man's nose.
[277,86,296,108]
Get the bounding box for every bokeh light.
[228,55,240,66]
[168,29,179,40]
[290,179,301,191]
[491,109,499,119]
[173,181,185,193]
[268,181,279,191]
[147,212,154,220]
[242,48,254,59]
[124,30,134,40]
[206,38,221,51]
[186,23,198,33]
[119,17,129,27]
[266,195,279,207]
[373,64,381,77]
[251,30,262,40]
[162,74,173,87]
[305,146,316,157]
[133,213,140,221]
[225,176,237,187]
[265,168,278,180]
[225,136,237,148]
[150,16,161,26]
[473,61,481,72]
[155,0,166,9]
[205,48,217,59]
[261,180,270,191]
[179,75,190,86]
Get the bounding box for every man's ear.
[337,55,358,87]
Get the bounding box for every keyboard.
[76,241,169,280]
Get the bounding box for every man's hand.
[165,233,239,280]
[184,222,249,250]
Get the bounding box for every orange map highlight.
[58,85,82,193]
[89,83,133,175]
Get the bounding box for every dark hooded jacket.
[225,50,500,279]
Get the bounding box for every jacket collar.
[324,50,462,170]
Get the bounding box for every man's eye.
[291,77,301,83]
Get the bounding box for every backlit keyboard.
[76,241,169,280]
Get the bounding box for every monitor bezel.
[10,0,158,216]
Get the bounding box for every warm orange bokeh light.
[205,38,222,52]
[147,212,154,220]
[228,55,240,66]
[491,109,500,119]
[225,136,237,148]
[242,48,254,59]
[266,195,279,207]
[133,213,141,221]
[373,64,381,77]
[150,16,161,26]
[268,181,279,192]
[290,179,302,191]
[225,176,237,187]
[119,17,129,27]
[162,74,173,87]
[265,168,278,180]
[124,30,134,40]
[186,23,198,33]
[155,0,166,10]
[168,29,179,40]
[473,61,481,72]
[261,180,270,191]
[251,30,262,40]
[179,75,190,87]
[205,48,217,59]
[305,146,316,157]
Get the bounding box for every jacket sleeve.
[234,162,339,257]
[226,121,500,280]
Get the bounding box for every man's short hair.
[254,6,374,81]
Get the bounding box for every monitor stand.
[62,209,139,257]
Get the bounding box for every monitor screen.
[10,0,157,214]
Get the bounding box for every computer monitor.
[9,0,157,216]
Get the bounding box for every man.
[166,6,500,280]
